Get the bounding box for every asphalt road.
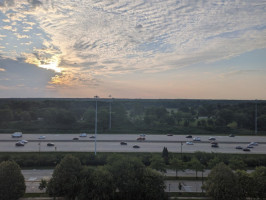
[1,134,266,154]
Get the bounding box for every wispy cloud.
[0,0,266,98]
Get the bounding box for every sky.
[0,0,266,99]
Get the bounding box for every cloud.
[0,0,266,94]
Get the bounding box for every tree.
[162,147,169,164]
[0,160,26,200]
[251,166,266,199]
[170,157,186,178]
[229,157,246,170]
[207,156,221,169]
[189,158,203,179]
[235,170,255,200]
[150,155,167,173]
[203,162,240,200]
[47,155,82,200]
[107,156,166,200]
[79,166,115,200]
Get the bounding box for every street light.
[109,95,112,130]
[180,141,183,158]
[94,95,99,155]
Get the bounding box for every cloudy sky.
[0,0,266,99]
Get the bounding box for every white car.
[38,136,46,139]
[208,137,216,141]
[193,137,201,141]
[186,141,194,145]
[19,140,28,144]
[249,142,258,146]
[79,133,87,137]
[12,132,22,138]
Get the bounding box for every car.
[247,145,254,148]
[133,145,140,148]
[208,137,216,141]
[89,136,95,139]
[47,143,55,146]
[38,136,46,139]
[12,132,22,138]
[211,141,218,145]
[186,141,194,145]
[120,141,127,145]
[211,144,219,148]
[193,137,201,141]
[167,134,173,136]
[186,135,192,138]
[139,134,146,137]
[15,142,24,146]
[243,148,251,152]
[73,137,79,140]
[137,137,145,141]
[79,133,87,137]
[229,134,235,137]
[18,140,28,144]
[235,146,243,149]
[249,142,258,146]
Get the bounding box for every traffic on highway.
[1,133,266,154]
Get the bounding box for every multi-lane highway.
[1,133,266,154]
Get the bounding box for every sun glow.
[39,61,61,73]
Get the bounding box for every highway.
[0,133,266,154]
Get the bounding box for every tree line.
[1,155,266,200]
[0,98,265,134]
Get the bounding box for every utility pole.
[255,100,257,135]
[109,95,112,130]
[94,95,99,155]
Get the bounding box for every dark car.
[15,142,24,146]
[47,143,55,146]
[89,136,95,139]
[186,135,192,138]
[243,148,250,152]
[229,134,235,137]
[211,141,218,145]
[167,134,173,136]
[235,146,243,149]
[73,137,79,140]
[120,141,127,145]
[133,145,140,148]
[137,137,145,141]
[211,144,219,148]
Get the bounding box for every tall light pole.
[255,100,258,135]
[94,95,99,155]
[109,95,112,130]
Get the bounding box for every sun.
[38,55,62,73]
[39,61,61,73]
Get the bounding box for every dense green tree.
[79,166,115,200]
[189,158,203,179]
[170,157,186,178]
[207,156,222,169]
[150,155,167,173]
[0,160,26,200]
[47,155,82,200]
[252,166,266,199]
[162,147,169,164]
[229,157,246,170]
[107,155,166,200]
[235,170,255,200]
[203,162,240,200]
